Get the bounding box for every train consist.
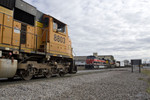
[0,0,77,80]
[85,56,106,69]
[85,55,116,69]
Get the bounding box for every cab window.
[53,19,66,33]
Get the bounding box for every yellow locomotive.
[0,0,77,80]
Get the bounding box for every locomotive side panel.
[35,21,43,50]
[12,21,21,46]
[2,14,13,45]
[0,6,13,16]
[26,25,35,49]
[0,13,3,43]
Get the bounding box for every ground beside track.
[0,68,150,100]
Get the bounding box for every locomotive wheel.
[44,70,52,78]
[21,70,33,81]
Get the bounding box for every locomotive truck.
[0,0,77,80]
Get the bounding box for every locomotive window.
[53,19,66,33]
[53,22,57,30]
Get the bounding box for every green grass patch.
[138,77,144,80]
[142,69,150,76]
[147,87,150,94]
[142,69,150,94]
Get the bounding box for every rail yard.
[0,0,150,100]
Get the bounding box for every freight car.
[85,56,106,69]
[0,0,77,80]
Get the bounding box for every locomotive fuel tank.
[0,59,17,78]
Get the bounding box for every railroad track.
[0,68,129,87]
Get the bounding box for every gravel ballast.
[0,68,150,100]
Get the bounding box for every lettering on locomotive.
[54,34,65,44]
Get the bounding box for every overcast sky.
[24,0,150,61]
